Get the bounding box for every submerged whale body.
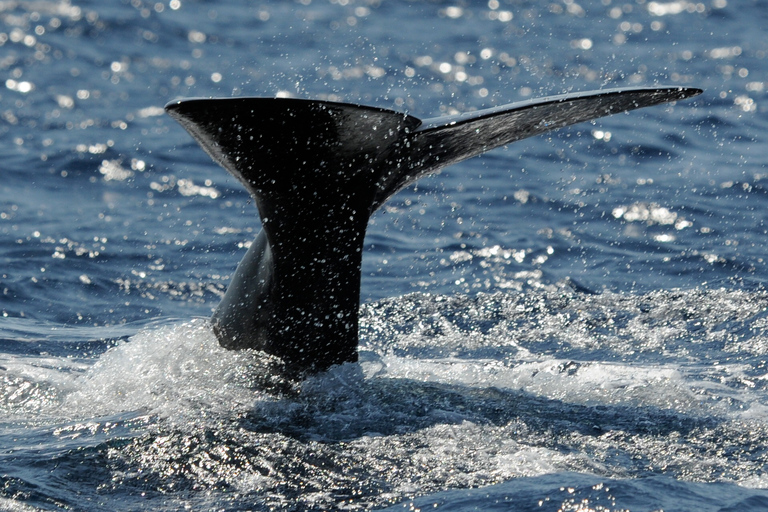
[165,86,701,378]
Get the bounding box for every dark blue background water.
[2,1,768,510]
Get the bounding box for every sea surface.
[1,0,768,510]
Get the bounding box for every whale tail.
[165,86,701,377]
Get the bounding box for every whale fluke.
[165,86,701,377]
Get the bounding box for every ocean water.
[2,0,768,510]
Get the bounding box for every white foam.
[370,355,713,414]
[5,310,763,430]
[62,319,275,421]
[0,496,41,512]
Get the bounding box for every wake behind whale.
[165,87,701,378]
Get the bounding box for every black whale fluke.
[165,86,702,378]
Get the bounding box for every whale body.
[165,86,701,378]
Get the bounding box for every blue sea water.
[2,0,768,510]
